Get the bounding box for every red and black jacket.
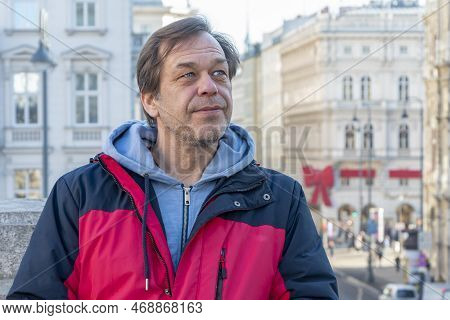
[7,154,338,300]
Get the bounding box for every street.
[335,270,379,300]
[329,247,404,300]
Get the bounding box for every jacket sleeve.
[7,177,79,300]
[274,181,339,300]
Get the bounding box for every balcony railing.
[4,127,42,148]
[64,126,109,149]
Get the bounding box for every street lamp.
[352,101,374,284]
[401,97,424,231]
[364,99,375,284]
[31,9,56,198]
[352,113,364,236]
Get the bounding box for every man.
[8,16,338,300]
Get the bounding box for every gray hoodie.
[103,120,255,268]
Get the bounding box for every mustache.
[189,96,227,112]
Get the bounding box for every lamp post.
[352,113,363,235]
[401,97,424,231]
[31,9,56,198]
[352,100,374,284]
[365,100,375,284]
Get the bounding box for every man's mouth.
[194,105,223,114]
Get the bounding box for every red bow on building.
[302,165,334,207]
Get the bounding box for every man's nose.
[197,73,218,96]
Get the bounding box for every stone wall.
[0,200,44,299]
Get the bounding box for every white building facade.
[0,0,132,200]
[233,1,425,236]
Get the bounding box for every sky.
[163,0,426,52]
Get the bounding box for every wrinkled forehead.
[159,31,226,64]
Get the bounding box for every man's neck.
[151,126,218,187]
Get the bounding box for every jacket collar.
[186,161,275,245]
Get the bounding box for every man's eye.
[181,72,195,79]
[212,70,227,77]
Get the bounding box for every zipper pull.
[183,186,191,206]
[219,248,227,279]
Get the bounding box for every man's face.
[142,31,233,147]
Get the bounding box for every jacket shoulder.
[58,160,134,215]
[62,161,104,185]
[256,166,303,197]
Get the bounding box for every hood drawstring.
[143,174,151,291]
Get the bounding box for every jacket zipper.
[181,185,191,252]
[215,248,227,300]
[180,179,266,262]
[97,157,172,296]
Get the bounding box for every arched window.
[345,124,355,149]
[399,124,409,149]
[361,76,371,101]
[363,123,373,150]
[343,76,353,100]
[398,76,409,102]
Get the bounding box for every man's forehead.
[161,32,226,63]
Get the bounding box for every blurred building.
[423,0,450,282]
[0,0,132,200]
[0,0,194,200]
[233,1,425,233]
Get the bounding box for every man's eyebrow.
[175,58,228,69]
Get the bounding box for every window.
[13,72,39,125]
[365,177,374,186]
[398,76,409,102]
[75,1,96,27]
[14,169,41,199]
[363,123,373,150]
[341,178,350,186]
[342,76,353,101]
[13,0,39,29]
[362,46,370,54]
[345,124,355,150]
[344,46,352,55]
[397,289,415,298]
[399,178,409,186]
[74,72,99,124]
[400,45,408,55]
[361,76,371,101]
[399,124,409,150]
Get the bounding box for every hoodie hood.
[103,120,255,186]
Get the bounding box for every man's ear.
[141,92,160,119]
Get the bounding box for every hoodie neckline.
[103,120,256,187]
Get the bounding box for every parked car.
[379,284,418,300]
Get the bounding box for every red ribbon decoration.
[389,169,421,179]
[302,165,334,207]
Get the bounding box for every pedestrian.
[328,239,335,257]
[395,256,401,272]
[7,17,338,300]
[417,251,428,268]
[355,232,363,251]
[348,232,355,251]
[375,241,384,267]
